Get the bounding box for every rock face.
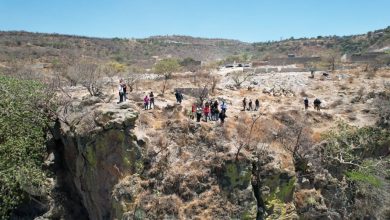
[54,99,141,220]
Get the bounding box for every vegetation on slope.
[0,75,54,218]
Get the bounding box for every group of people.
[242,98,260,111]
[304,97,322,111]
[117,77,324,126]
[118,79,127,103]
[143,92,155,110]
[190,100,228,124]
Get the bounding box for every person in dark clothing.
[212,105,219,121]
[149,92,155,109]
[255,99,260,111]
[122,80,127,101]
[219,111,227,124]
[313,98,321,111]
[248,99,253,111]
[242,98,247,111]
[196,106,202,122]
[214,100,219,109]
[175,90,180,103]
[304,97,309,110]
[178,92,183,104]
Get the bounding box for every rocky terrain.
[11,63,386,220]
[1,27,390,220]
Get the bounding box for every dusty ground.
[58,65,389,219]
[64,66,389,145]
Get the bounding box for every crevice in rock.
[251,161,265,220]
[51,122,89,220]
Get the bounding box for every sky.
[0,0,389,42]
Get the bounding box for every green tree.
[0,75,54,218]
[154,59,180,95]
[154,58,180,78]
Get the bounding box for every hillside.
[1,26,390,70]
[0,31,252,69]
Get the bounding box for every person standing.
[122,80,127,101]
[204,104,210,122]
[175,90,180,103]
[149,92,155,109]
[314,98,321,111]
[221,101,227,113]
[144,95,150,110]
[304,97,309,111]
[179,92,183,104]
[219,111,226,124]
[213,100,219,110]
[191,103,196,120]
[255,99,260,111]
[248,99,253,111]
[214,106,220,121]
[242,98,247,111]
[196,106,202,122]
[118,80,124,104]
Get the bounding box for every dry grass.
[313,85,323,91]
[139,113,151,128]
[348,114,357,121]
[300,89,308,97]
[365,71,377,79]
[339,82,349,90]
[329,99,343,108]
[312,131,322,142]
[378,70,390,78]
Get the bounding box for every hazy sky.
[1,0,389,42]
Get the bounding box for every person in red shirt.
[191,103,196,120]
[203,105,210,122]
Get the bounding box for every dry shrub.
[378,71,390,78]
[222,120,235,140]
[139,113,151,128]
[344,106,354,113]
[145,195,182,219]
[351,70,361,78]
[300,89,308,97]
[312,132,322,142]
[371,82,378,90]
[339,83,349,90]
[348,114,357,121]
[314,85,323,90]
[329,99,343,108]
[366,71,377,79]
[128,92,144,102]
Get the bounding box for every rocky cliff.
[51,97,141,220]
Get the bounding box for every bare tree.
[126,73,140,92]
[160,75,171,96]
[211,75,220,94]
[197,83,210,104]
[230,71,254,88]
[274,117,313,169]
[235,114,261,161]
[69,62,104,96]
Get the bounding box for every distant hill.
[0,26,389,69]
